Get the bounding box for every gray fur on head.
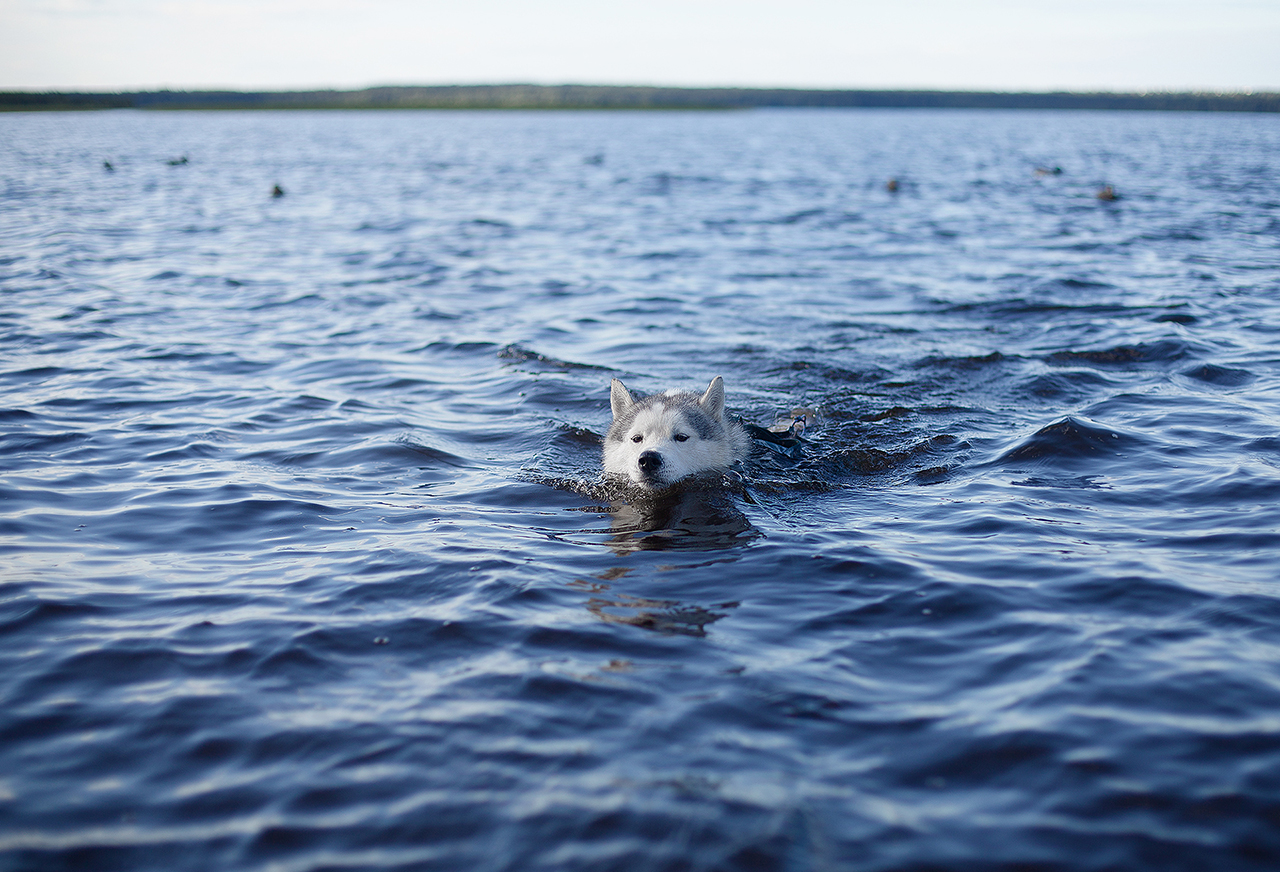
[602,376,751,490]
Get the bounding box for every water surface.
[3,107,1280,870]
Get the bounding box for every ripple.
[4,106,1280,872]
[1179,363,1256,387]
[998,417,1142,467]
[1020,370,1116,400]
[1046,339,1200,367]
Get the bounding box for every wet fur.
[602,376,752,490]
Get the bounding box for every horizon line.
[4,84,1277,114]
[3,83,1276,97]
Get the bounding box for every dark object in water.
[769,411,813,437]
[103,160,114,172]
[886,178,899,192]
[745,408,817,459]
[272,185,285,198]
[166,155,189,166]
[1097,185,1119,201]
[744,422,806,459]
[1035,166,1064,176]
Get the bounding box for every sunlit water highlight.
[3,107,1280,871]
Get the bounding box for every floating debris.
[769,408,818,437]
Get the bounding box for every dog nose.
[638,450,662,473]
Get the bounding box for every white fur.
[602,376,750,490]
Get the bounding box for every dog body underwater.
[603,376,752,490]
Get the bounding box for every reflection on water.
[605,477,760,553]
[572,573,738,638]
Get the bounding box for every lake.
[3,106,1280,870]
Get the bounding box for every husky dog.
[603,376,752,490]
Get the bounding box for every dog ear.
[698,376,726,420]
[610,379,635,418]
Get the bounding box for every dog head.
[602,376,739,490]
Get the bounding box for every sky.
[2,0,1278,94]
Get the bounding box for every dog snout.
[637,450,663,474]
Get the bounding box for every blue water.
[3,106,1280,871]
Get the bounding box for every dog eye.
[673,433,689,442]
[631,434,643,443]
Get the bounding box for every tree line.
[4,85,1277,113]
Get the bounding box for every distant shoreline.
[3,85,1277,113]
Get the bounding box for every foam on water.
[2,107,1280,871]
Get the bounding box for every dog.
[602,376,752,491]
